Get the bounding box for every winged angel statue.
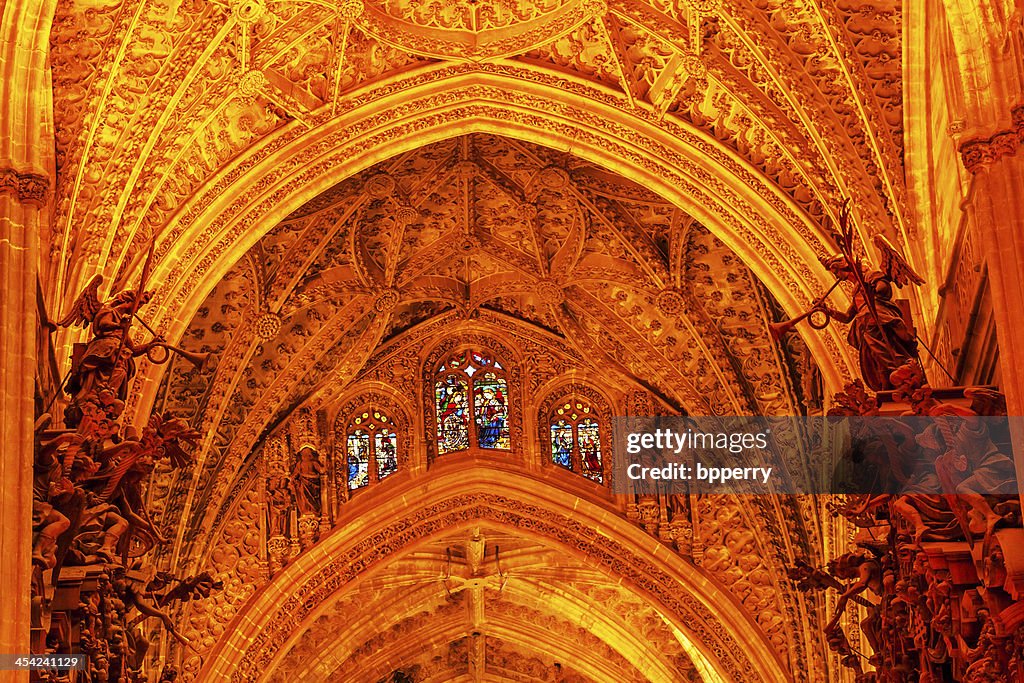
[57,274,208,425]
[771,203,925,391]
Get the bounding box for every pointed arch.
[200,464,789,683]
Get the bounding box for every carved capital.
[959,104,1024,174]
[0,167,49,205]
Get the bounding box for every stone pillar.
[960,106,1024,508]
[0,176,44,666]
[0,0,57,669]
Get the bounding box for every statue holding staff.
[772,202,925,391]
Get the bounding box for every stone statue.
[57,275,163,425]
[772,203,925,391]
[291,445,323,517]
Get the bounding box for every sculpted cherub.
[88,413,199,559]
[109,568,197,654]
[825,547,886,658]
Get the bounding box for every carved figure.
[57,274,212,427]
[291,445,323,516]
[75,492,130,564]
[109,569,196,653]
[88,414,198,557]
[57,276,161,424]
[772,204,924,390]
[266,474,293,537]
[888,365,1018,545]
[32,426,74,569]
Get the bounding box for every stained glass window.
[434,349,512,454]
[435,375,470,454]
[473,373,509,449]
[550,420,573,468]
[347,430,370,490]
[342,410,399,496]
[578,418,603,483]
[376,429,398,480]
[549,399,604,483]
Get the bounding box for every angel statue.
[771,203,924,391]
[57,275,161,423]
[57,274,210,426]
[85,413,199,562]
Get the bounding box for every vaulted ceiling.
[46,0,911,397]
[264,526,708,682]
[142,133,826,682]
[42,0,910,680]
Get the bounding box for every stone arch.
[200,464,789,682]
[99,73,860,429]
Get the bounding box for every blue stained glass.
[550,420,573,468]
[376,430,398,479]
[471,352,502,370]
[473,373,509,449]
[578,418,603,482]
[435,375,470,454]
[347,430,370,490]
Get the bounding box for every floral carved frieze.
[357,0,606,60]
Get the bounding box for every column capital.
[0,166,49,206]
[959,104,1024,174]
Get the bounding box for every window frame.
[434,350,512,455]
[343,409,399,493]
[547,399,605,483]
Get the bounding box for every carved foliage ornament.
[0,167,49,205]
[959,104,1024,174]
[357,0,604,60]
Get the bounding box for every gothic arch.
[535,378,615,482]
[330,387,414,502]
[93,75,861,433]
[200,464,789,683]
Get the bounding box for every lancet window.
[434,350,510,454]
[343,409,398,492]
[549,399,604,483]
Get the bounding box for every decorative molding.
[0,167,49,205]
[201,489,785,682]
[959,104,1024,174]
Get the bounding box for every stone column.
[0,175,45,667]
[0,0,57,669]
[960,106,1024,508]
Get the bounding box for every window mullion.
[467,376,476,448]
[572,422,582,472]
[369,434,378,484]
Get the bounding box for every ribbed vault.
[265,527,707,682]
[43,0,924,412]
[199,468,789,682]
[140,132,831,681]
